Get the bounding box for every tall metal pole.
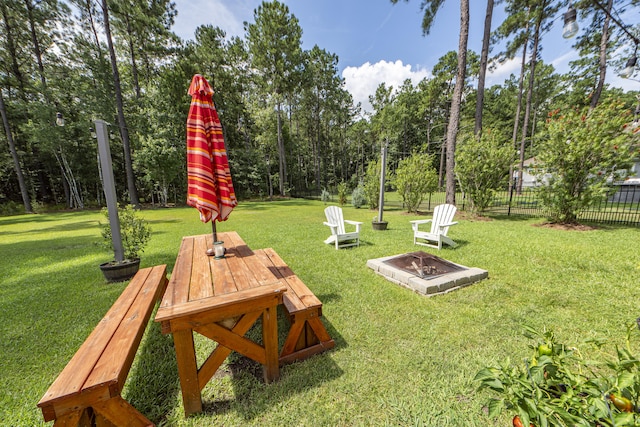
[95,119,124,262]
[378,140,388,223]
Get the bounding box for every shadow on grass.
[0,219,98,237]
[125,316,181,424]
[199,309,344,422]
[124,303,345,424]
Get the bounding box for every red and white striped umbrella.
[186,74,237,241]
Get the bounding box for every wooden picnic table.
[155,232,289,416]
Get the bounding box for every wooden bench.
[37,265,168,427]
[253,249,335,364]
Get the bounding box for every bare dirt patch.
[456,211,492,221]
[533,222,598,231]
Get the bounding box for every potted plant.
[98,204,151,282]
[372,215,388,231]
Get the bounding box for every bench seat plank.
[253,249,335,364]
[38,268,153,408]
[255,249,322,316]
[37,265,168,425]
[84,265,169,391]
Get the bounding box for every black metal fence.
[483,183,640,226]
[295,182,640,226]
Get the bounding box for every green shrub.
[0,201,24,216]
[456,130,513,214]
[99,204,151,261]
[337,181,348,206]
[363,159,381,209]
[535,100,638,224]
[351,184,366,208]
[320,188,331,203]
[393,152,438,213]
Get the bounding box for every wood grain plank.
[225,250,258,290]
[84,265,167,391]
[196,316,266,364]
[92,396,153,427]
[163,284,286,331]
[210,253,237,296]
[254,249,306,315]
[188,235,214,301]
[40,385,112,423]
[280,320,305,358]
[263,248,322,313]
[196,310,261,389]
[173,329,202,416]
[37,270,146,409]
[262,305,280,383]
[49,409,84,427]
[240,248,282,286]
[158,237,193,310]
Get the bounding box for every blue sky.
[171,0,638,112]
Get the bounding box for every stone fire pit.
[366,251,488,296]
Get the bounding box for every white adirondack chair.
[323,206,363,249]
[410,204,458,250]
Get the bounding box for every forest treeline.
[1,0,639,213]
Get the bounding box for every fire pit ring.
[367,251,488,296]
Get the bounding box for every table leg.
[173,329,202,416]
[262,305,279,383]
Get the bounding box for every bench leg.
[52,409,87,427]
[262,305,280,383]
[279,313,336,365]
[92,396,154,427]
[173,329,202,417]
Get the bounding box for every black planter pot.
[372,221,388,231]
[99,258,141,283]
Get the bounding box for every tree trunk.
[101,0,139,207]
[1,2,28,96]
[590,0,612,110]
[24,0,48,95]
[509,25,529,195]
[517,13,542,194]
[445,0,469,205]
[0,91,32,213]
[474,0,494,136]
[124,13,141,99]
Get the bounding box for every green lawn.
[2,199,639,426]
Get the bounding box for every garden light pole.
[95,119,124,262]
[377,139,388,224]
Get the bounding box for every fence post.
[508,182,514,216]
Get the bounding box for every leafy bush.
[476,324,640,427]
[321,188,331,203]
[0,201,24,216]
[363,158,381,209]
[99,204,151,261]
[535,100,638,224]
[337,181,348,206]
[351,184,366,209]
[393,152,438,213]
[362,158,393,210]
[456,130,513,214]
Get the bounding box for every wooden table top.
[155,232,287,330]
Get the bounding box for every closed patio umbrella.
[186,74,237,254]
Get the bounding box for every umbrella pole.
[211,221,217,243]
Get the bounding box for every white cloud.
[486,57,521,86]
[342,60,430,114]
[173,0,252,41]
